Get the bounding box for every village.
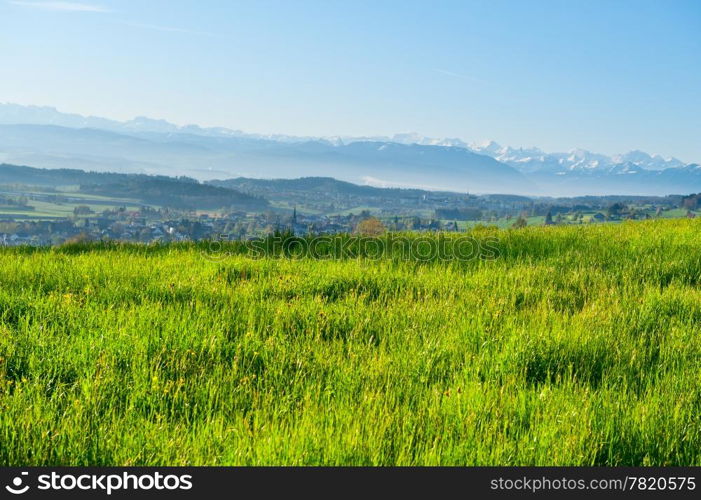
[1,198,691,247]
[0,204,467,247]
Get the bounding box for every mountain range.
[0,103,698,196]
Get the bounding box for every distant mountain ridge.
[0,122,531,194]
[0,103,698,196]
[209,176,446,199]
[468,141,687,173]
[0,103,308,143]
[3,103,692,170]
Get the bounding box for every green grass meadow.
[0,219,700,465]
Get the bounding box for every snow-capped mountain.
[0,103,314,143]
[1,103,699,196]
[466,142,615,174]
[611,150,686,170]
[469,141,689,174]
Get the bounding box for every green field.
[0,187,145,219]
[1,219,700,465]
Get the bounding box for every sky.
[0,0,700,162]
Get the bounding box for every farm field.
[0,188,144,220]
[0,219,700,465]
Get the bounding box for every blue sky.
[1,0,699,161]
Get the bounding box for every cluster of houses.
[0,208,375,247]
[1,199,689,247]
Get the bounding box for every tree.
[512,216,527,229]
[544,210,553,225]
[63,232,93,245]
[607,202,626,217]
[428,219,441,230]
[355,217,386,236]
[73,205,93,216]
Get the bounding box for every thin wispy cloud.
[9,1,110,13]
[122,21,219,38]
[433,68,484,83]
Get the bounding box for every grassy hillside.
[0,164,269,210]
[0,220,700,465]
[210,176,404,196]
